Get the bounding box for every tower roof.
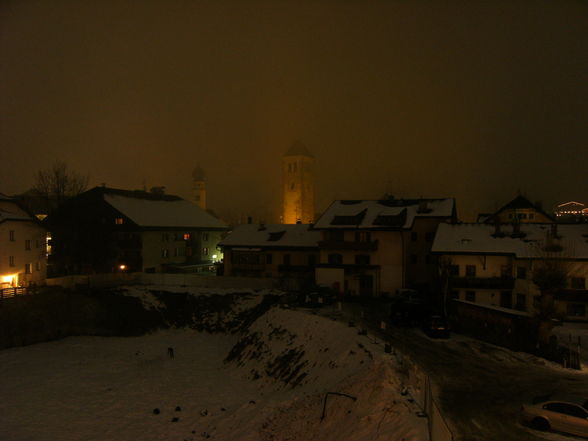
[284,141,313,158]
[192,166,205,181]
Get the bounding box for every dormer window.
[115,218,124,225]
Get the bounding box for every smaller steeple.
[192,166,206,210]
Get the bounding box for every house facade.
[220,223,320,289]
[44,187,227,275]
[432,222,588,321]
[0,194,47,288]
[484,195,553,224]
[313,198,456,297]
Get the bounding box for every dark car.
[422,315,450,338]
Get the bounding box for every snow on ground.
[0,302,428,441]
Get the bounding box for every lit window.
[161,249,169,258]
[115,218,124,225]
[203,247,209,256]
[184,233,191,240]
[25,263,32,274]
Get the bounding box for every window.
[567,303,586,317]
[355,232,371,242]
[516,266,527,279]
[500,291,512,309]
[173,248,179,257]
[465,265,476,277]
[571,277,586,290]
[9,230,15,241]
[411,232,418,242]
[25,240,31,251]
[465,291,476,302]
[201,232,208,241]
[283,254,291,265]
[529,213,535,220]
[161,249,169,258]
[449,265,459,276]
[266,254,273,264]
[182,233,190,240]
[115,218,124,225]
[186,247,192,257]
[411,254,418,264]
[203,247,209,256]
[515,294,526,311]
[518,213,527,219]
[328,254,343,265]
[290,183,295,191]
[544,403,588,419]
[425,254,432,264]
[425,232,434,242]
[355,254,370,265]
[162,233,169,242]
[327,230,344,241]
[9,256,15,267]
[36,261,41,271]
[450,290,459,299]
[25,263,32,274]
[308,254,316,265]
[35,239,40,248]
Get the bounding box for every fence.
[46,273,279,291]
[0,286,35,300]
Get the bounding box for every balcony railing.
[318,240,378,251]
[450,276,515,290]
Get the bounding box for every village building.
[43,187,227,275]
[0,194,47,288]
[219,223,320,289]
[313,198,456,298]
[432,222,588,321]
[554,201,588,223]
[482,195,553,224]
[282,142,315,224]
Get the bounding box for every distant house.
[313,198,457,298]
[0,194,47,288]
[219,223,320,289]
[554,201,588,223]
[44,187,228,275]
[484,195,553,224]
[432,222,588,321]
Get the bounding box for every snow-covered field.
[0,289,428,441]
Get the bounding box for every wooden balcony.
[450,277,515,290]
[318,240,378,251]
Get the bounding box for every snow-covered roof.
[104,194,226,229]
[432,223,588,259]
[0,208,32,224]
[220,224,320,248]
[313,198,455,230]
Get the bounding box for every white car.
[521,396,588,438]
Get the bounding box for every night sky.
[1,0,587,222]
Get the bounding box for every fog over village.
[1,1,588,441]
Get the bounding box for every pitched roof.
[313,198,455,230]
[486,195,554,222]
[219,223,320,248]
[284,141,314,158]
[432,223,588,259]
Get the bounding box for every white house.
[432,222,588,320]
[0,194,47,288]
[313,198,456,297]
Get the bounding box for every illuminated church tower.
[192,166,206,210]
[282,141,315,224]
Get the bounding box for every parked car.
[422,315,450,339]
[390,290,428,326]
[521,396,588,438]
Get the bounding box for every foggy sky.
[1,0,587,222]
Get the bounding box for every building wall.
[0,221,47,287]
[224,247,317,279]
[282,155,314,224]
[495,207,551,224]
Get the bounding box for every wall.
[0,220,47,287]
[47,273,277,290]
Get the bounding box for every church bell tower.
[192,166,206,210]
[282,141,315,224]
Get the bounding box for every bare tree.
[33,161,89,212]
